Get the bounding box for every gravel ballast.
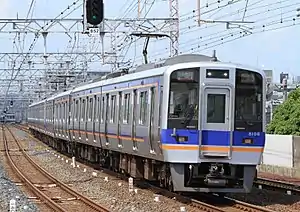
[0,163,39,212]
[0,129,39,212]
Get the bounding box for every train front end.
[161,63,266,193]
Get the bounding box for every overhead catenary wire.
[119,1,300,66]
[2,0,82,111]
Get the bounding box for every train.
[27,54,266,194]
[1,113,17,123]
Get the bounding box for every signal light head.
[86,0,104,25]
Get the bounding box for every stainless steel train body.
[1,113,17,123]
[27,54,266,193]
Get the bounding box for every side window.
[139,91,148,125]
[118,92,122,122]
[61,103,63,121]
[95,96,99,122]
[88,97,93,121]
[57,104,59,121]
[81,98,86,121]
[101,96,105,123]
[123,93,130,124]
[150,87,155,123]
[54,104,56,121]
[62,102,65,121]
[110,95,116,123]
[75,100,78,121]
[58,104,61,121]
[72,99,75,121]
[207,94,226,123]
[65,102,68,122]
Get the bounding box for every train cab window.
[168,68,199,129]
[206,94,226,123]
[235,69,263,131]
[139,91,148,125]
[123,93,130,124]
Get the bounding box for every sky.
[0,0,299,83]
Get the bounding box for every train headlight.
[242,138,253,144]
[176,136,188,142]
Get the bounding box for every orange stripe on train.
[162,145,264,152]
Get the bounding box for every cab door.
[200,87,232,158]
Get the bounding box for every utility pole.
[169,0,179,56]
[197,0,201,26]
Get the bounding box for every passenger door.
[200,87,232,158]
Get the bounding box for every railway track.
[14,124,276,212]
[255,177,300,195]
[138,181,273,212]
[192,193,274,212]
[2,125,109,212]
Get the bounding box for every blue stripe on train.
[160,129,265,147]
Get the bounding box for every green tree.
[267,88,300,135]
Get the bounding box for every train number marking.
[248,132,260,137]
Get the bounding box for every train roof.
[29,54,265,106]
[72,65,167,93]
[52,89,72,99]
[29,99,46,107]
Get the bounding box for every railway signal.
[85,0,104,26]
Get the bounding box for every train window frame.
[59,103,61,122]
[60,102,65,123]
[235,69,263,131]
[118,91,122,124]
[74,99,78,121]
[81,98,86,122]
[101,96,105,123]
[54,104,56,122]
[65,101,68,123]
[55,103,58,122]
[110,94,117,123]
[58,103,60,122]
[88,97,93,122]
[95,96,99,122]
[206,94,226,124]
[54,104,57,122]
[123,93,131,124]
[139,90,148,125]
[62,102,65,122]
[70,99,74,122]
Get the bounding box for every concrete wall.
[292,136,300,169]
[258,135,300,178]
[261,134,293,168]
